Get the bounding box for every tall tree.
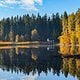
[62,11,68,33]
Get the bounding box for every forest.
[60,9,80,45]
[0,13,62,42]
[60,9,80,55]
[0,9,80,43]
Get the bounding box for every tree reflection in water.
[0,47,62,76]
[0,47,79,80]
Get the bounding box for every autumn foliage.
[60,9,80,55]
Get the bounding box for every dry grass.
[0,41,39,45]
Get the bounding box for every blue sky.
[0,0,80,19]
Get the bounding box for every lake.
[0,46,79,80]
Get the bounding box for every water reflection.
[62,58,80,80]
[0,46,79,80]
[0,47,62,75]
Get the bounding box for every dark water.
[0,46,78,80]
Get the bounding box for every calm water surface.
[0,46,78,80]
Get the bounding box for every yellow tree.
[31,29,39,41]
[15,35,19,42]
[62,11,68,33]
[59,33,70,55]
[75,10,80,53]
[70,31,77,54]
[68,13,75,34]
[75,10,80,44]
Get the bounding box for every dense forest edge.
[60,9,80,55]
[0,10,62,43]
[0,9,80,45]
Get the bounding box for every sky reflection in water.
[0,47,78,80]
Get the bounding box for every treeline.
[0,13,62,42]
[60,9,80,46]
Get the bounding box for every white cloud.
[0,1,7,7]
[20,0,38,11]
[0,3,5,7]
[0,0,43,11]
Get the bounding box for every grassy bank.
[0,41,40,46]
